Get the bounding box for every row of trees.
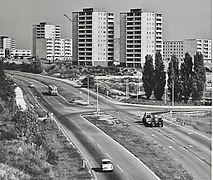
[142,52,206,103]
[4,58,43,74]
[142,52,166,100]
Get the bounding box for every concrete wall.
[72,12,79,65]
[36,39,47,59]
[120,13,126,66]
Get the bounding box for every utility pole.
[126,79,129,99]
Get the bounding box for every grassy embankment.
[0,81,92,180]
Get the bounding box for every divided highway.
[11,71,211,180]
[13,73,160,180]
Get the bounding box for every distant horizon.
[0,0,212,49]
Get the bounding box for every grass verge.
[83,113,194,180]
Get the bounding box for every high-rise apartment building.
[163,39,212,61]
[120,8,163,67]
[46,38,72,61]
[72,8,114,66]
[32,22,60,58]
[0,36,16,50]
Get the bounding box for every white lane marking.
[88,136,93,141]
[106,153,112,159]
[180,146,189,152]
[75,124,79,128]
[189,145,194,148]
[169,146,175,151]
[82,130,86,134]
[188,132,193,135]
[97,144,102,149]
[169,134,172,136]
[151,134,157,138]
[196,157,205,164]
[116,164,123,173]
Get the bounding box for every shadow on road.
[92,167,103,172]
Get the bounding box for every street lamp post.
[96,81,99,113]
[87,76,89,104]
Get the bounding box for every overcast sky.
[0,0,212,49]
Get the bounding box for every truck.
[142,112,163,127]
[48,85,58,96]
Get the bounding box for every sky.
[0,0,212,49]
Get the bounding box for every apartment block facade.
[46,38,72,61]
[32,22,60,58]
[32,22,72,60]
[72,8,114,66]
[0,36,16,50]
[120,8,163,67]
[163,39,212,61]
[11,49,31,59]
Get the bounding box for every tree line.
[142,52,206,104]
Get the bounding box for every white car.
[29,82,35,88]
[101,159,113,172]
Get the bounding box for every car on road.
[35,109,49,121]
[101,159,113,172]
[29,82,35,88]
[142,112,163,127]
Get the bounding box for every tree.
[142,55,154,99]
[180,52,193,103]
[153,52,166,100]
[31,59,43,74]
[0,60,16,108]
[191,52,206,100]
[81,75,95,88]
[12,110,47,147]
[167,55,182,103]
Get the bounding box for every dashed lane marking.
[106,153,112,159]
[88,136,93,141]
[180,146,189,152]
[169,146,175,151]
[116,164,123,173]
[97,144,102,149]
[196,157,205,164]
[151,134,157,138]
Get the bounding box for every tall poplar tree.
[154,51,166,100]
[180,52,193,103]
[142,55,154,99]
[167,55,182,102]
[191,52,206,100]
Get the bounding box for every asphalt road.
[13,73,161,180]
[11,71,211,180]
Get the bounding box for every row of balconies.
[79,25,92,29]
[78,43,92,47]
[127,36,141,39]
[127,45,141,48]
[127,54,141,57]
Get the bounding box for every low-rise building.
[11,49,31,59]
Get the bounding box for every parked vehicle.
[101,159,113,172]
[142,112,163,127]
